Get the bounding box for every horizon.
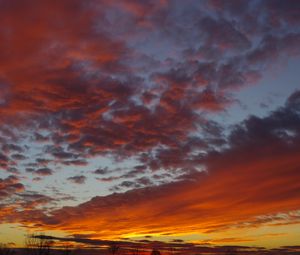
[0,0,300,254]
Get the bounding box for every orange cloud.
[1,1,300,251]
[8,137,298,240]
[2,89,300,241]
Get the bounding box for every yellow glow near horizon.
[2,222,299,249]
[0,224,69,248]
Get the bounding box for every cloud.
[0,1,300,248]
[0,153,10,169]
[93,168,110,175]
[18,192,54,209]
[1,144,23,153]
[0,175,24,199]
[67,175,87,185]
[0,0,299,176]
[34,168,53,176]
[4,91,298,239]
[29,234,300,254]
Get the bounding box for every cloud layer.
[0,0,300,175]
[0,0,300,249]
[2,91,300,243]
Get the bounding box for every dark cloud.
[0,0,299,177]
[11,153,27,160]
[0,175,24,198]
[1,144,23,153]
[18,192,54,209]
[0,153,10,169]
[0,1,299,246]
[30,234,300,254]
[67,175,87,185]
[93,167,110,175]
[7,167,19,174]
[200,16,251,51]
[7,92,298,238]
[46,146,76,160]
[61,159,88,166]
[34,168,53,176]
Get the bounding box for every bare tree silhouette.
[130,247,140,255]
[108,242,119,255]
[150,249,161,255]
[24,234,53,255]
[61,244,73,255]
[0,244,15,255]
[225,247,237,255]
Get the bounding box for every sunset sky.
[0,0,300,253]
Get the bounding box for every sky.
[0,0,300,254]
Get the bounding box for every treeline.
[1,234,240,255]
[0,234,163,255]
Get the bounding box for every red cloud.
[5,93,299,239]
[0,1,300,249]
[6,95,299,239]
[10,143,298,240]
[0,0,300,173]
[0,175,24,198]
